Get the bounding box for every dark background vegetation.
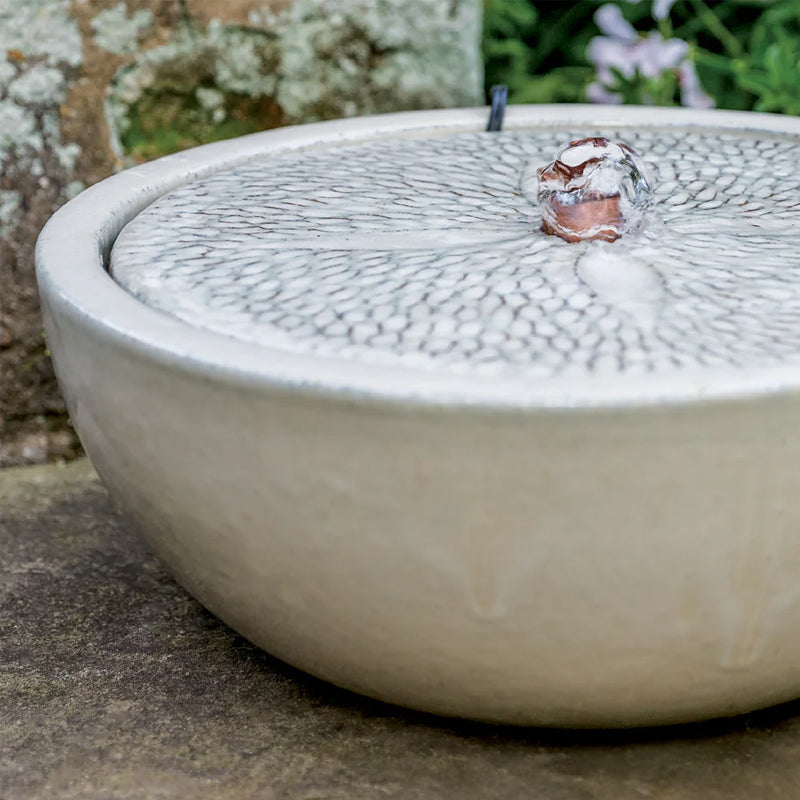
[484,0,800,113]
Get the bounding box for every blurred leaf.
[729,0,800,114]
[606,66,682,106]
[511,67,594,103]
[482,0,538,94]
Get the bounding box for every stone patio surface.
[3,459,800,799]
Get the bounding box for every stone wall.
[0,0,482,466]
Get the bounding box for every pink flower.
[588,3,714,109]
[589,30,688,83]
[595,4,637,42]
[679,60,715,109]
[587,83,623,105]
[652,0,677,21]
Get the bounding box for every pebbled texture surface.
[112,127,800,379]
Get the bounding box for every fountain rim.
[35,104,800,411]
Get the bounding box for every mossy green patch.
[120,81,284,162]
[107,24,283,161]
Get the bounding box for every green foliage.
[482,0,539,96]
[121,81,284,162]
[482,0,800,115]
[606,66,682,107]
[731,0,800,114]
[482,0,597,103]
[689,0,800,113]
[511,67,595,104]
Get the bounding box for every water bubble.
[536,137,653,242]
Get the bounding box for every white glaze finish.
[36,107,800,726]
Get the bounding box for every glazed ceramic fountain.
[36,105,800,727]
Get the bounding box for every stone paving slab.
[3,459,800,799]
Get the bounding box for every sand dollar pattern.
[111,128,800,379]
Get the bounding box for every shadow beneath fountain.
[4,466,800,799]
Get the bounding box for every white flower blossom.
[595,4,637,42]
[652,0,677,21]
[588,3,714,109]
[587,82,623,105]
[679,60,715,109]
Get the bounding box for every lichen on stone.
[0,0,87,466]
[276,0,483,120]
[107,23,284,161]
[7,64,67,105]
[0,0,83,236]
[0,188,21,237]
[91,2,154,56]
[104,0,482,162]
[0,0,82,68]
[0,0,483,466]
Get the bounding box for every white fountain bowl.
[36,106,800,727]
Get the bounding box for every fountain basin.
[36,105,800,727]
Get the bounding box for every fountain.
[36,104,800,727]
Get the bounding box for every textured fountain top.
[111,125,800,380]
